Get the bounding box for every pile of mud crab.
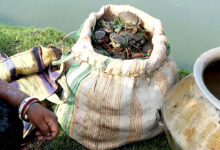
[92,11,153,59]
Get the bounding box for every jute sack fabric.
[55,5,178,149]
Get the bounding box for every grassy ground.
[0,24,75,55]
[0,24,191,150]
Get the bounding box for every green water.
[1,0,220,69]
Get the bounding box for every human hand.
[26,102,60,141]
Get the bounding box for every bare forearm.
[0,79,29,108]
[0,80,59,139]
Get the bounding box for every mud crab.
[109,33,127,48]
[101,20,114,33]
[118,11,142,34]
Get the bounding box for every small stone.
[94,29,106,40]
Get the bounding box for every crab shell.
[119,11,142,33]
[109,33,126,48]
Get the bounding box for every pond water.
[1,0,220,69]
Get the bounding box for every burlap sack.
[55,5,178,149]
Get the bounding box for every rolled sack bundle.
[56,5,178,149]
[0,46,64,103]
[0,46,62,82]
[163,47,220,150]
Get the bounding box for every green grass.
[0,24,75,56]
[178,68,191,80]
[0,24,191,150]
[29,130,171,150]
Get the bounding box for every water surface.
[1,0,220,69]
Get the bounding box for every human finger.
[37,121,50,136]
[50,121,59,138]
[47,120,59,139]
